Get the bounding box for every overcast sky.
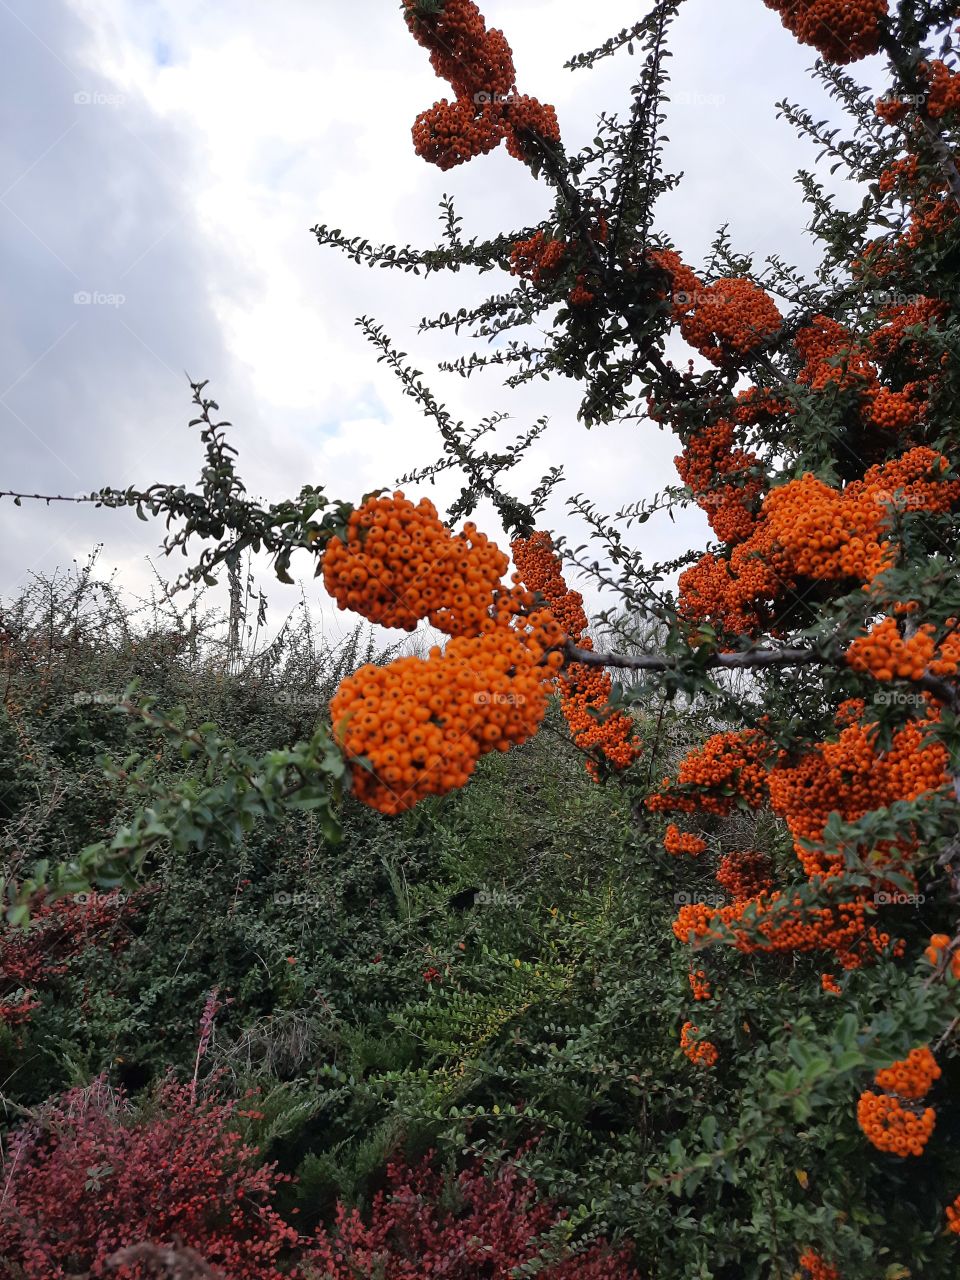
[0,0,889,655]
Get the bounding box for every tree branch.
[561,638,959,706]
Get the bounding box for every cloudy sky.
[0,0,889,654]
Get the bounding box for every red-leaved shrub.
[0,1075,298,1279]
[0,889,140,1028]
[304,1151,638,1278]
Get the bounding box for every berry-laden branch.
[562,637,960,706]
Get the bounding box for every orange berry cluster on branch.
[678,448,960,637]
[673,890,898,971]
[947,1193,960,1235]
[688,968,713,1001]
[857,1089,936,1157]
[919,59,960,119]
[845,615,959,681]
[680,1020,718,1068]
[647,730,774,817]
[769,706,950,878]
[651,250,782,366]
[761,0,887,63]
[795,314,931,433]
[331,614,563,816]
[798,1251,840,1280]
[325,493,573,814]
[511,531,641,777]
[664,824,707,857]
[322,492,509,637]
[675,419,765,544]
[925,932,960,978]
[403,0,559,170]
[874,1044,941,1099]
[678,277,783,366]
[412,97,510,170]
[509,231,567,286]
[821,973,842,995]
[715,850,776,901]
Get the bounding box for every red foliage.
[307,1150,639,1278]
[0,1076,299,1279]
[0,889,140,1029]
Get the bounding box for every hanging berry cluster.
[677,448,960,637]
[651,250,782,366]
[662,699,948,969]
[325,503,568,813]
[680,1020,718,1068]
[760,0,888,63]
[403,0,559,170]
[857,1045,941,1156]
[511,530,642,779]
[324,498,641,812]
[798,1251,841,1280]
[846,615,960,681]
[322,491,509,637]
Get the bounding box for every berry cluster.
[678,449,959,636]
[647,731,774,817]
[509,231,567,286]
[761,0,888,63]
[673,890,898,971]
[796,313,932,432]
[688,968,713,1000]
[331,617,562,815]
[857,1045,941,1156]
[678,277,783,366]
[846,616,960,681]
[511,531,642,777]
[919,59,960,119]
[322,492,509,637]
[674,419,765,544]
[798,1251,840,1280]
[664,824,707,857]
[925,932,960,977]
[857,1090,936,1157]
[403,0,559,170]
[652,251,782,365]
[874,1044,941,1099]
[715,850,776,901]
[680,1020,718,1068]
